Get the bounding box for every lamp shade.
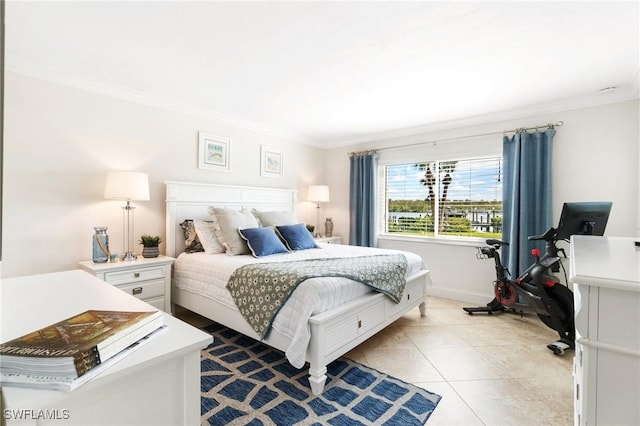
[104,171,150,201]
[308,185,330,203]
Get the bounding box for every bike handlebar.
[486,239,509,246]
[528,227,557,242]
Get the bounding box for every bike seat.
[528,227,557,242]
[486,239,509,246]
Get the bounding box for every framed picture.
[261,146,283,178]
[198,132,231,172]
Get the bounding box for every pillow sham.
[193,219,225,254]
[179,219,205,253]
[210,207,260,255]
[238,227,289,258]
[251,209,298,227]
[276,223,319,251]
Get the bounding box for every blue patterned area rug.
[201,323,441,425]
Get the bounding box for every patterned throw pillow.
[238,227,289,257]
[179,220,204,253]
[275,223,319,251]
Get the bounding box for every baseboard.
[427,286,494,306]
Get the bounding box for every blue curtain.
[502,129,555,277]
[349,152,378,247]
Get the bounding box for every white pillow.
[209,207,260,255]
[251,209,298,227]
[193,220,225,254]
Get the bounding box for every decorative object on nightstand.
[139,234,161,258]
[92,226,110,263]
[78,255,175,312]
[308,185,330,238]
[104,171,150,262]
[324,217,334,237]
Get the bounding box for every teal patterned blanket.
[226,254,408,339]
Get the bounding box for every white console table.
[1,270,212,426]
[570,236,640,426]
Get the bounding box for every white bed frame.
[165,181,429,395]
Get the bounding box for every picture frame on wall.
[260,146,283,178]
[198,132,231,172]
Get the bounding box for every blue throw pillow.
[238,227,289,258]
[276,223,319,251]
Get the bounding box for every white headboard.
[165,181,298,257]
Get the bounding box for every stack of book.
[0,310,165,391]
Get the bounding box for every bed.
[165,181,430,395]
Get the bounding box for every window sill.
[378,233,489,247]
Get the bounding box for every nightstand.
[78,255,175,312]
[315,236,342,244]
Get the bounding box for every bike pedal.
[546,341,571,355]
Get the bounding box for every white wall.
[3,71,638,303]
[2,72,325,278]
[324,100,639,304]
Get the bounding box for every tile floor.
[346,296,575,425]
[179,295,575,425]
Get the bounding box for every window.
[384,156,502,239]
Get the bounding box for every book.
[1,325,167,391]
[0,310,163,380]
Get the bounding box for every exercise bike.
[463,227,575,355]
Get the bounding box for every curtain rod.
[348,149,377,157]
[372,121,563,153]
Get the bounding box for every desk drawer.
[117,279,165,301]
[104,266,165,286]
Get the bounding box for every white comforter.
[173,243,426,367]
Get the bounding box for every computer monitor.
[555,202,612,241]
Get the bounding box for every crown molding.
[6,55,320,146]
[324,90,639,149]
[7,54,638,150]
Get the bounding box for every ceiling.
[5,1,639,147]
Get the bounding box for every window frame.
[378,154,503,245]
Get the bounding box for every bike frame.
[469,227,574,347]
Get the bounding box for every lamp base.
[121,251,137,262]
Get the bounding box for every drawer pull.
[579,348,583,367]
[407,294,411,301]
[134,272,140,278]
[132,287,143,295]
[358,320,362,329]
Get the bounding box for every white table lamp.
[308,185,330,207]
[308,185,330,237]
[104,171,150,261]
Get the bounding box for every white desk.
[1,270,212,426]
[570,236,640,426]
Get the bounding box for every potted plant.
[139,234,162,258]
